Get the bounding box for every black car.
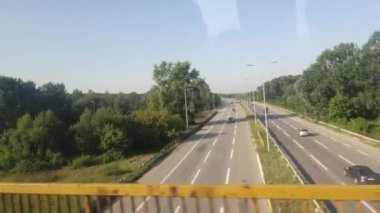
[344,165,380,184]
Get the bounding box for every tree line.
[254,31,380,134]
[0,61,220,172]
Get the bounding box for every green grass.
[240,102,315,212]
[0,153,155,183]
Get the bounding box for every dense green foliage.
[0,61,219,172]
[254,31,380,136]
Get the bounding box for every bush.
[70,155,101,169]
[13,160,51,173]
[102,165,131,176]
[349,117,368,133]
[100,151,124,164]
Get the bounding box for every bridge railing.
[0,183,379,213]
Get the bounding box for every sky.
[1,0,380,94]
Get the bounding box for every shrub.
[13,160,51,173]
[100,151,124,164]
[349,117,368,133]
[102,165,131,176]
[70,155,101,169]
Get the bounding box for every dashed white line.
[270,120,275,124]
[276,124,282,130]
[290,124,297,129]
[234,129,236,135]
[230,149,234,159]
[309,154,329,171]
[174,205,181,213]
[191,169,201,184]
[330,136,337,141]
[342,143,351,148]
[225,168,231,184]
[219,207,224,213]
[357,149,369,156]
[314,139,328,149]
[283,131,290,137]
[203,150,212,162]
[232,137,235,145]
[135,197,151,212]
[361,201,376,213]
[212,138,218,146]
[338,155,354,165]
[293,139,305,149]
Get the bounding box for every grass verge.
[240,103,316,212]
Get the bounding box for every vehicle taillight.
[360,176,366,182]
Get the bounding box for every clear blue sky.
[1,0,379,93]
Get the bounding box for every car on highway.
[298,129,309,137]
[344,165,380,184]
[228,117,234,123]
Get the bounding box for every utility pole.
[184,85,189,129]
[263,82,270,152]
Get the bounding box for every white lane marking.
[270,120,275,124]
[212,138,218,146]
[135,197,151,212]
[342,143,351,148]
[232,137,235,145]
[174,205,181,213]
[283,131,290,137]
[160,125,214,184]
[234,129,237,135]
[276,124,282,130]
[256,153,265,183]
[235,125,237,129]
[191,169,201,184]
[361,201,377,213]
[314,139,328,149]
[330,136,337,141]
[338,155,354,165]
[357,149,369,156]
[293,139,305,149]
[203,150,212,162]
[219,207,224,213]
[309,154,329,171]
[230,149,234,159]
[225,168,231,184]
[290,124,297,129]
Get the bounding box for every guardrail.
[0,183,379,213]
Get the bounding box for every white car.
[299,129,309,137]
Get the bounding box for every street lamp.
[246,60,278,152]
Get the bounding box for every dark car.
[344,165,380,184]
[228,117,234,123]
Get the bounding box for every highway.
[109,102,267,213]
[250,102,380,213]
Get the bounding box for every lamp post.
[246,60,278,152]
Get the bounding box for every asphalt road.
[249,102,380,213]
[109,103,267,213]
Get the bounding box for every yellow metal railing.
[0,184,380,213]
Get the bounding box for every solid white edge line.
[357,149,369,156]
[330,136,337,141]
[293,139,305,149]
[203,150,212,162]
[314,139,328,149]
[309,154,329,171]
[191,168,201,184]
[230,149,234,159]
[174,205,181,213]
[225,168,230,184]
[256,153,265,184]
[338,155,354,165]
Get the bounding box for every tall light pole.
[246,60,278,152]
[184,85,189,129]
[252,91,257,125]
